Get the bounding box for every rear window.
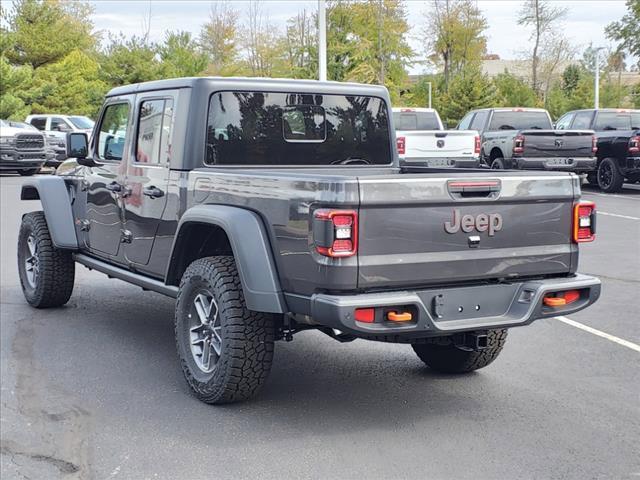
[393,111,440,130]
[206,91,391,166]
[594,112,640,130]
[488,111,552,131]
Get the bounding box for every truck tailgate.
[357,172,577,289]
[399,130,476,159]
[522,130,594,158]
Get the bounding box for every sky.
[90,0,631,74]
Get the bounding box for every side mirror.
[66,132,99,166]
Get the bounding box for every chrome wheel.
[188,292,221,373]
[24,234,39,288]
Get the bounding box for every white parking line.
[555,316,640,353]
[598,211,640,221]
[582,191,640,201]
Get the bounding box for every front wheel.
[175,256,276,404]
[17,212,75,308]
[597,157,624,193]
[412,329,508,373]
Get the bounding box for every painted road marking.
[599,211,640,221]
[555,316,640,353]
[583,191,640,201]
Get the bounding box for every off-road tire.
[412,329,508,373]
[491,158,506,169]
[175,256,276,404]
[18,168,39,176]
[597,157,624,193]
[17,211,75,308]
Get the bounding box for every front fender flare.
[167,205,286,314]
[20,176,78,250]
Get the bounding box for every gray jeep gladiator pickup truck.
[555,108,640,192]
[458,107,598,172]
[17,78,601,404]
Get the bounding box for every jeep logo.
[444,209,503,236]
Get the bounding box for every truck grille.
[16,134,45,150]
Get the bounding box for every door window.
[555,113,574,130]
[51,117,72,132]
[572,111,594,129]
[29,118,47,130]
[135,99,174,164]
[97,103,130,161]
[470,111,488,131]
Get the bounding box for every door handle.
[106,181,122,193]
[143,186,164,198]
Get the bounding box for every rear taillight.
[513,135,525,155]
[474,135,481,155]
[629,136,640,154]
[592,135,598,154]
[396,136,406,155]
[313,209,358,257]
[573,202,596,243]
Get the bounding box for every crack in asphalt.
[1,441,79,474]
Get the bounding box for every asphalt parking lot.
[1,173,639,480]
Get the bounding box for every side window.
[135,98,174,164]
[51,117,72,132]
[457,112,474,130]
[572,111,593,129]
[470,111,488,131]
[29,118,46,130]
[97,103,130,161]
[555,113,574,130]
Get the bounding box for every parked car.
[25,114,94,143]
[6,120,65,167]
[458,108,598,172]
[393,107,480,168]
[0,119,48,175]
[18,78,600,404]
[555,108,640,192]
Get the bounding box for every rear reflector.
[573,202,596,243]
[355,308,375,323]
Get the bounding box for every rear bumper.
[401,157,480,168]
[515,156,597,172]
[620,156,640,175]
[309,274,601,341]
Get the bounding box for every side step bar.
[73,254,179,298]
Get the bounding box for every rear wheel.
[175,256,276,404]
[412,329,508,373]
[491,158,506,169]
[17,212,75,308]
[18,168,39,176]
[597,157,624,193]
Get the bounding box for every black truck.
[458,107,598,172]
[17,78,601,404]
[555,108,640,192]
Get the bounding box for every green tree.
[631,83,640,109]
[2,0,96,70]
[0,55,33,119]
[99,34,163,87]
[561,64,582,95]
[284,9,317,79]
[544,84,567,119]
[493,72,538,107]
[159,31,208,78]
[422,0,487,90]
[439,67,497,126]
[199,1,242,75]
[606,0,640,69]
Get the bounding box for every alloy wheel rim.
[599,163,612,187]
[24,234,39,288]
[188,291,221,373]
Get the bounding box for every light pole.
[594,47,605,109]
[427,81,432,109]
[318,0,327,81]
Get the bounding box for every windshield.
[488,111,552,130]
[69,116,94,129]
[393,111,440,131]
[595,111,640,130]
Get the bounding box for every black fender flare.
[166,205,286,314]
[20,176,78,250]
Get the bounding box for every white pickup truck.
[393,108,480,168]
